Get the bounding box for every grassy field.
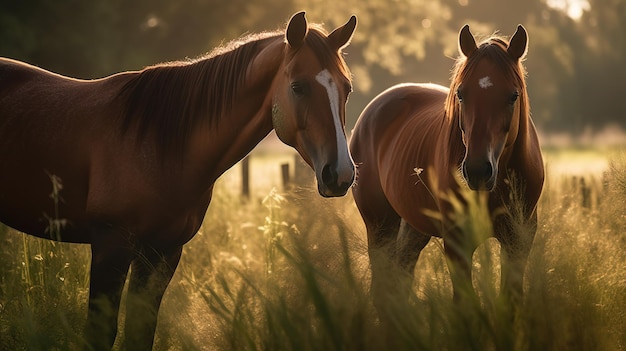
[1,147,626,350]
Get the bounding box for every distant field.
[543,146,620,177]
[1,145,625,350]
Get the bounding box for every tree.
[0,0,294,77]
[1,0,622,131]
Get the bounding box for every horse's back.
[351,83,447,161]
[0,58,131,241]
[0,58,35,91]
[350,83,448,230]
[0,58,209,243]
[0,58,85,97]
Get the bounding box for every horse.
[350,25,544,314]
[0,11,357,350]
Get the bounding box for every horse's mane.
[116,31,280,153]
[444,35,530,160]
[116,24,351,156]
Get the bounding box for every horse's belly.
[380,160,445,237]
[0,169,90,243]
[0,210,90,243]
[388,193,443,237]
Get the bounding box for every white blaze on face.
[479,76,493,89]
[315,69,352,183]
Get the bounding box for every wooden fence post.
[281,163,290,190]
[241,156,250,198]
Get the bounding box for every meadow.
[1,145,625,351]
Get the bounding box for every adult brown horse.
[351,25,544,313]
[0,12,356,350]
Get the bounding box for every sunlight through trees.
[0,0,622,131]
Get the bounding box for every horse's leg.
[124,245,183,351]
[364,213,401,313]
[444,232,477,301]
[85,230,135,350]
[352,170,402,313]
[498,210,537,306]
[395,219,431,298]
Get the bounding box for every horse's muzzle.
[318,163,355,197]
[462,159,496,191]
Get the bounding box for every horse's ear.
[508,25,528,61]
[286,11,308,50]
[459,24,477,57]
[328,15,357,50]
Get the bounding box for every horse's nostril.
[484,161,493,179]
[321,164,335,185]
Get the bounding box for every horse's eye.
[291,82,307,97]
[510,91,520,104]
[345,83,353,94]
[456,89,464,103]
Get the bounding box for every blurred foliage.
[0,0,292,77]
[0,0,623,132]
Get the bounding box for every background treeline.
[0,0,623,133]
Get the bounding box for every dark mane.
[444,35,529,159]
[115,24,351,156]
[117,31,281,153]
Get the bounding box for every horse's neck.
[202,39,285,179]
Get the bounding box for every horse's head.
[453,24,529,191]
[272,12,357,197]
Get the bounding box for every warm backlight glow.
[546,0,590,20]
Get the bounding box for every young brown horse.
[351,25,544,313]
[0,12,356,350]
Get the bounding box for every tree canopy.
[1,0,622,133]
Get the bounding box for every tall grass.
[1,152,626,350]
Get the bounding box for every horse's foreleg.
[444,233,477,302]
[365,215,401,314]
[499,211,537,306]
[396,220,431,298]
[86,239,134,350]
[124,245,183,351]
